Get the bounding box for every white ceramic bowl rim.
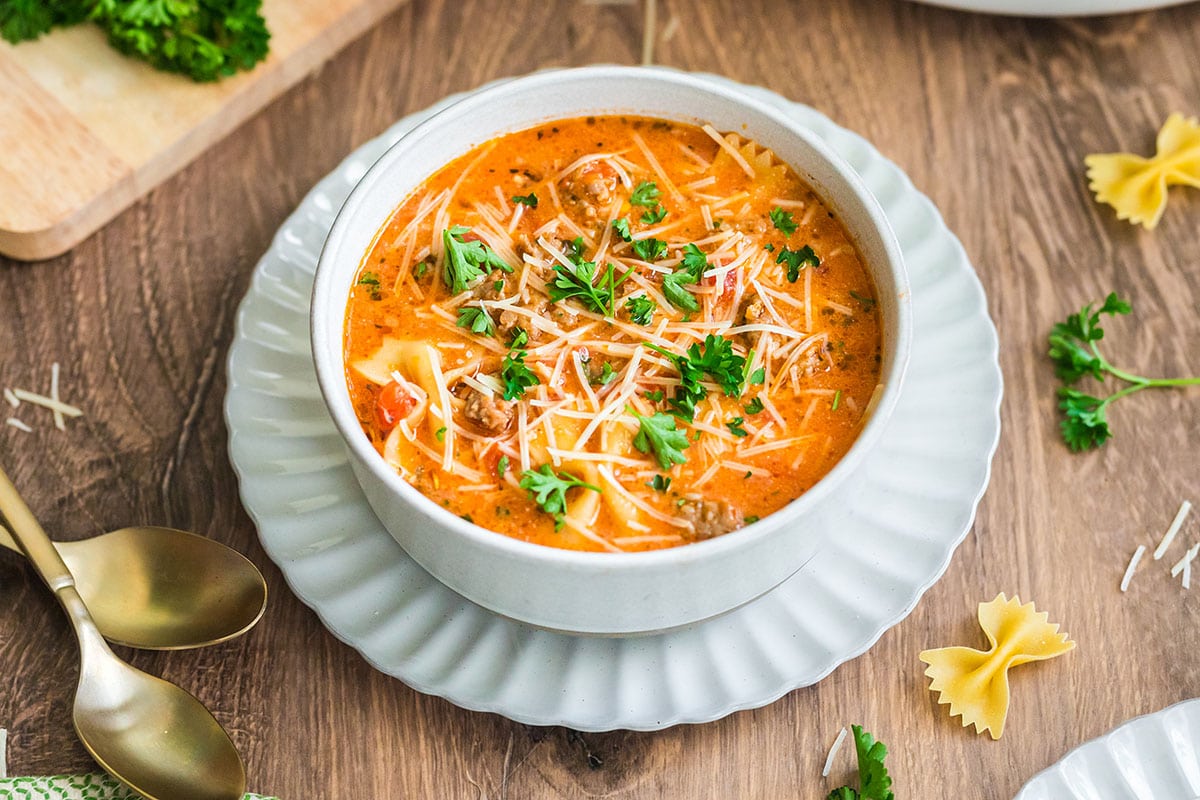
[312,65,912,572]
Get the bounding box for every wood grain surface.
[1,1,1199,797]
[0,0,407,262]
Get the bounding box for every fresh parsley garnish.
[612,218,633,242]
[519,465,601,531]
[826,725,895,800]
[647,334,747,421]
[442,225,513,294]
[548,240,631,316]
[629,408,690,470]
[832,390,842,411]
[624,295,656,325]
[435,426,447,442]
[726,417,748,437]
[357,271,382,300]
[749,367,766,385]
[589,361,618,386]
[631,237,667,262]
[497,455,509,479]
[769,206,798,236]
[743,396,765,415]
[455,305,495,337]
[500,329,539,400]
[511,192,538,208]
[644,389,664,402]
[1049,292,1200,451]
[647,474,671,493]
[640,204,668,224]
[660,243,712,312]
[629,180,661,207]
[1,0,271,82]
[849,290,877,312]
[776,245,820,282]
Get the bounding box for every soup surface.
[344,116,882,553]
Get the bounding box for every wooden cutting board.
[0,0,408,262]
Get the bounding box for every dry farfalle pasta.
[1085,113,1200,229]
[919,593,1075,740]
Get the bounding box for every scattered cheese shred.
[1120,544,1146,592]
[4,418,31,433]
[821,726,848,778]
[920,593,1074,740]
[1170,542,1200,579]
[1085,113,1200,229]
[3,389,17,408]
[1153,500,1192,560]
[11,389,82,420]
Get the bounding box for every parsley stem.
[1089,343,1200,387]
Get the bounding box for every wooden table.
[2,1,1198,796]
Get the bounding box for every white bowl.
[311,66,911,635]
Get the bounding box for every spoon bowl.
[0,524,267,649]
[67,588,247,800]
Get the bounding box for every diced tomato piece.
[376,380,416,430]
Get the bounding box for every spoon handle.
[0,521,17,553]
[0,466,74,591]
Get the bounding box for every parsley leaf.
[726,417,748,437]
[519,465,601,531]
[548,242,631,316]
[589,361,618,386]
[500,330,539,400]
[647,474,671,493]
[630,408,690,470]
[640,204,668,224]
[435,426,446,442]
[1048,293,1199,451]
[776,244,820,282]
[624,295,656,325]
[455,305,495,337]
[659,243,712,312]
[357,271,382,300]
[511,192,538,208]
[443,226,513,294]
[612,217,633,242]
[749,367,765,385]
[769,206,798,236]
[631,237,667,262]
[644,390,664,402]
[825,725,895,800]
[849,290,877,312]
[497,455,509,479]
[743,396,764,415]
[646,334,747,421]
[629,180,661,207]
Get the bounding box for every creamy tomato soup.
[343,116,882,553]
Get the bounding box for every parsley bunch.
[519,465,601,531]
[442,226,512,295]
[548,237,630,316]
[1049,292,1200,451]
[1,0,271,82]
[827,726,894,800]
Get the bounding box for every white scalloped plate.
[1014,698,1200,799]
[224,72,1002,731]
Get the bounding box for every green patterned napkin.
[0,775,276,799]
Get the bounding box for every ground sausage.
[559,161,618,221]
[737,294,767,348]
[462,388,514,434]
[680,499,744,540]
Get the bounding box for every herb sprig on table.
[827,725,894,800]
[1049,292,1200,451]
[0,0,271,83]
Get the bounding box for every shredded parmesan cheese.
[5,418,32,433]
[1120,544,1146,592]
[1154,500,1192,560]
[821,727,848,778]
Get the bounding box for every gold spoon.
[0,466,246,800]
[0,522,267,650]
